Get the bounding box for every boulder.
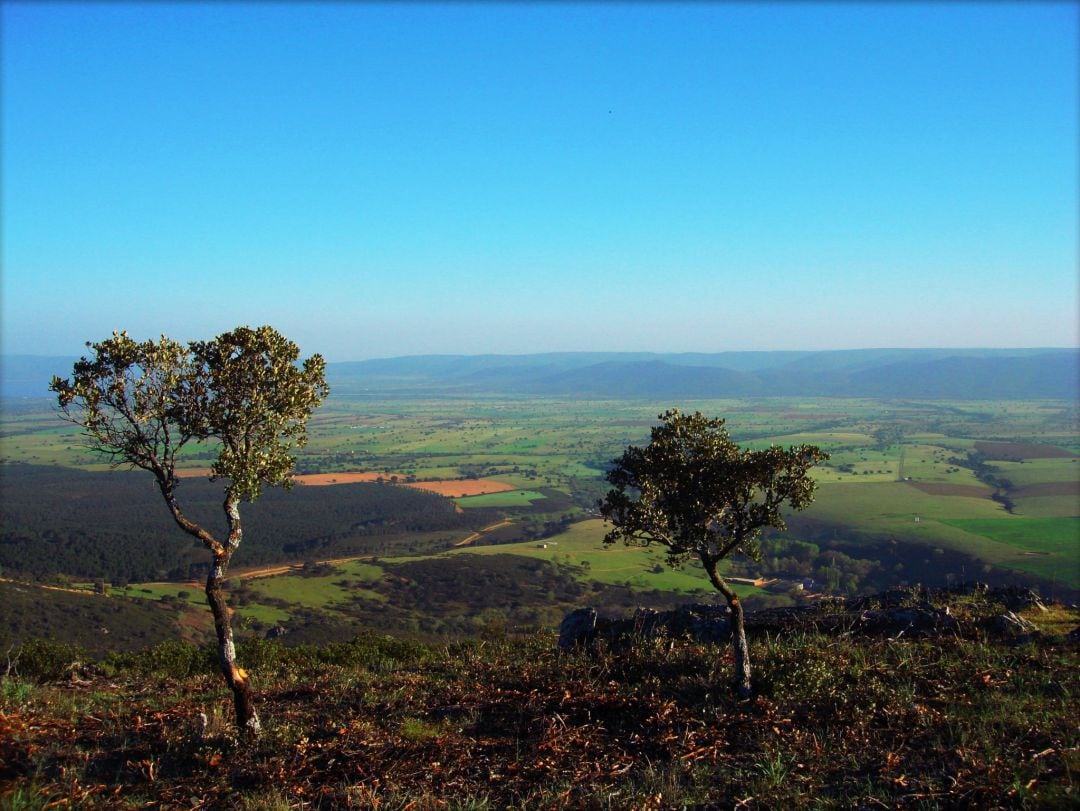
[558,607,597,651]
[986,610,1039,639]
[559,604,731,650]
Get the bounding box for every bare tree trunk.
[703,556,753,699]
[205,552,260,736]
[154,473,259,733]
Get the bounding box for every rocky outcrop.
[558,583,1055,651]
[559,603,732,651]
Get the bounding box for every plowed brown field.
[404,480,515,497]
[292,472,392,485]
[974,441,1076,460]
[291,471,516,497]
[177,468,516,498]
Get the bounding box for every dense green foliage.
[49,327,328,502]
[374,555,686,638]
[601,409,827,566]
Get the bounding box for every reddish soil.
[180,469,517,498]
[974,441,1076,460]
[175,468,214,478]
[403,479,515,498]
[292,472,396,485]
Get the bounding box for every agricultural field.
[2,394,1078,641]
[455,489,548,508]
[442,518,769,599]
[77,518,779,642]
[294,396,1079,592]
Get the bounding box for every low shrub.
[107,639,217,679]
[13,638,87,681]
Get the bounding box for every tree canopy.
[51,325,328,734]
[599,408,827,695]
[600,409,827,567]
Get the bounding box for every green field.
[936,517,1080,584]
[993,458,1080,487]
[204,517,775,633]
[245,564,386,610]
[455,489,547,508]
[4,395,1077,597]
[449,519,720,595]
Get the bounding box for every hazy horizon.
[3,3,1077,361]
[3,346,1076,368]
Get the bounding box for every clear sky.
[2,2,1077,361]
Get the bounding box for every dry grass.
[2,595,1078,809]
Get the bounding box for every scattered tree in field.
[872,425,906,451]
[51,326,328,735]
[599,409,827,697]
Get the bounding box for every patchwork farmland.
[1,395,1077,642]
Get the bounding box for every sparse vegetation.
[1,392,1076,805]
[1,591,1076,808]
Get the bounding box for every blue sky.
[2,2,1077,361]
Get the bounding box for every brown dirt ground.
[1013,482,1080,498]
[403,479,515,498]
[175,468,214,478]
[292,472,396,485]
[974,441,1077,460]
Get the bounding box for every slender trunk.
[204,493,261,736]
[205,552,260,736]
[156,474,225,557]
[152,473,260,734]
[702,556,753,699]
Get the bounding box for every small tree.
[51,325,328,735]
[599,409,827,697]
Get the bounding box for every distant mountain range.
[4,348,1077,400]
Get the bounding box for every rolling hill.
[324,348,1078,399]
[6,348,1076,400]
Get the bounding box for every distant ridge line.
[328,348,1078,400]
[3,348,1077,400]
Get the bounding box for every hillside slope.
[2,586,1076,809]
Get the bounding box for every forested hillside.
[0,464,487,582]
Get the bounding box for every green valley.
[2,393,1076,650]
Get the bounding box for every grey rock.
[988,610,1039,637]
[559,607,597,651]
